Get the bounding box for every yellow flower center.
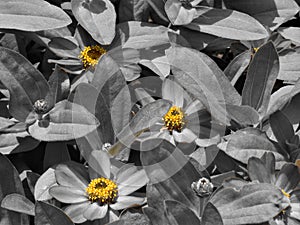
[86,177,118,204]
[163,106,185,133]
[281,189,290,198]
[79,45,106,68]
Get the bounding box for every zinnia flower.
[136,77,217,145]
[49,150,148,223]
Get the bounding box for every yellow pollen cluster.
[86,177,118,204]
[163,106,185,133]
[281,189,290,198]
[79,45,106,68]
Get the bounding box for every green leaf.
[210,183,290,224]
[141,139,202,214]
[35,201,74,225]
[112,22,174,77]
[248,152,276,184]
[226,104,259,126]
[71,83,103,160]
[270,111,295,151]
[0,117,14,131]
[28,100,99,141]
[34,168,57,201]
[43,142,71,170]
[145,0,169,23]
[242,42,279,116]
[267,80,300,118]
[47,66,70,106]
[0,47,50,122]
[48,37,81,59]
[109,99,172,156]
[219,128,285,165]
[0,130,40,155]
[167,46,240,126]
[143,207,169,225]
[118,0,150,23]
[186,6,269,40]
[223,0,300,30]
[164,200,201,225]
[0,153,27,225]
[275,163,300,193]
[0,0,71,32]
[278,50,300,81]
[1,193,35,216]
[165,0,197,25]
[201,202,223,225]
[71,0,116,45]
[278,27,300,44]
[224,50,251,85]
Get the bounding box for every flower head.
[33,99,48,114]
[49,151,148,223]
[163,106,185,133]
[86,177,118,203]
[79,45,106,68]
[191,177,214,197]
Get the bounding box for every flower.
[137,77,217,145]
[49,150,148,223]
[247,152,300,223]
[79,45,106,68]
[191,177,214,197]
[33,99,49,114]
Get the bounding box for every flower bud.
[33,99,48,114]
[191,177,214,197]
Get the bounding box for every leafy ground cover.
[1,0,300,225]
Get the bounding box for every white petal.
[83,203,108,220]
[110,196,146,210]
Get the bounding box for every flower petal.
[110,196,146,210]
[162,78,184,107]
[88,150,111,179]
[55,162,89,190]
[275,163,300,192]
[173,128,197,143]
[64,201,90,224]
[185,99,204,115]
[117,167,148,196]
[83,203,108,220]
[49,186,87,203]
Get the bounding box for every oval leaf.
[186,6,269,40]
[242,42,279,116]
[71,0,116,45]
[1,193,35,216]
[0,0,72,31]
[0,47,50,122]
[28,100,100,142]
[35,201,74,225]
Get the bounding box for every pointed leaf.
[0,0,72,32]
[242,42,279,116]
[210,183,290,225]
[224,50,251,85]
[141,139,202,214]
[0,153,26,225]
[0,130,40,155]
[186,7,269,40]
[71,0,116,45]
[1,193,35,216]
[201,202,223,225]
[167,46,241,126]
[0,47,49,122]
[223,0,300,30]
[35,201,74,225]
[165,0,197,25]
[164,200,201,225]
[270,110,295,150]
[43,142,71,170]
[28,100,99,141]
